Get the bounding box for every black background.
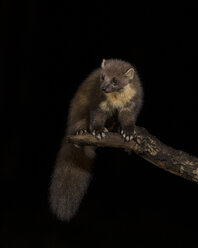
[1,1,198,247]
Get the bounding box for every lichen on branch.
[66,127,198,184]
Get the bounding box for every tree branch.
[65,126,198,184]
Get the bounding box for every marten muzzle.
[100,81,113,93]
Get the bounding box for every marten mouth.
[103,88,123,94]
[103,90,112,93]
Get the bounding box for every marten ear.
[125,68,134,79]
[101,59,106,68]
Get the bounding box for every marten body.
[49,59,143,221]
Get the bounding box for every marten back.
[66,68,103,135]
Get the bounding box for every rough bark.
[65,126,198,184]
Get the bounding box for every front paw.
[120,126,136,142]
[91,127,108,140]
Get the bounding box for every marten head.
[100,59,135,93]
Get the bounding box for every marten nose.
[102,87,106,91]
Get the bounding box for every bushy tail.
[49,141,95,221]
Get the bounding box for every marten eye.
[101,75,105,81]
[112,78,118,84]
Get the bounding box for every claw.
[97,134,101,139]
[103,127,109,133]
[76,129,87,135]
[121,130,135,142]
[91,128,107,139]
[101,132,106,138]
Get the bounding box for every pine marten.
[49,59,143,221]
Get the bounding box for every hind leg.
[74,119,88,135]
[67,118,88,136]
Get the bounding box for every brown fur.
[49,59,143,221]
